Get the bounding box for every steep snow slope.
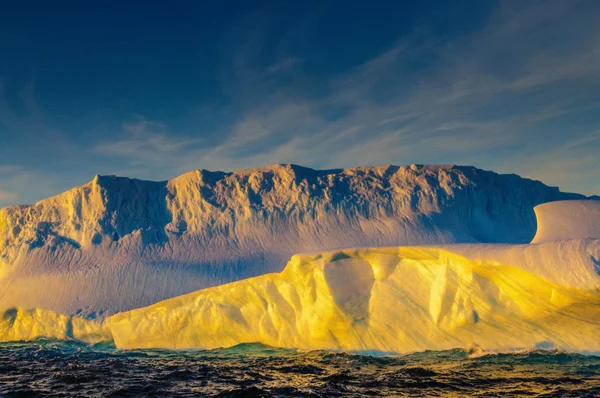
[0,164,586,315]
[532,200,600,243]
[108,244,600,352]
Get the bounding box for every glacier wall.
[0,307,110,344]
[0,164,587,315]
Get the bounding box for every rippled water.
[0,341,599,397]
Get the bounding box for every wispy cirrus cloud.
[2,0,600,207]
[194,0,600,193]
[95,118,200,159]
[91,118,206,179]
[0,78,91,207]
[90,0,600,195]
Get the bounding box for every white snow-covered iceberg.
[0,164,587,315]
[1,200,599,354]
[105,200,600,353]
[108,242,600,352]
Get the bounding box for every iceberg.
[109,242,600,352]
[2,200,599,354]
[0,164,588,315]
[0,307,110,344]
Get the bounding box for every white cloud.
[197,0,600,193]
[95,118,200,157]
[84,1,600,196]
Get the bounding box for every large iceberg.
[109,241,600,352]
[0,164,588,315]
[1,200,599,354]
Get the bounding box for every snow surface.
[532,200,600,243]
[0,164,586,315]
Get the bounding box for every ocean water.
[0,341,599,397]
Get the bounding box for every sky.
[1,0,599,207]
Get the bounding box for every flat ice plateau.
[0,164,588,315]
[1,194,599,353]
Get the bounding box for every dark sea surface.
[0,340,599,397]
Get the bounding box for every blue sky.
[1,0,599,207]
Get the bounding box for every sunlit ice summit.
[0,163,599,354]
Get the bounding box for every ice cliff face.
[0,164,586,315]
[532,200,600,243]
[108,243,600,352]
[1,200,599,354]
